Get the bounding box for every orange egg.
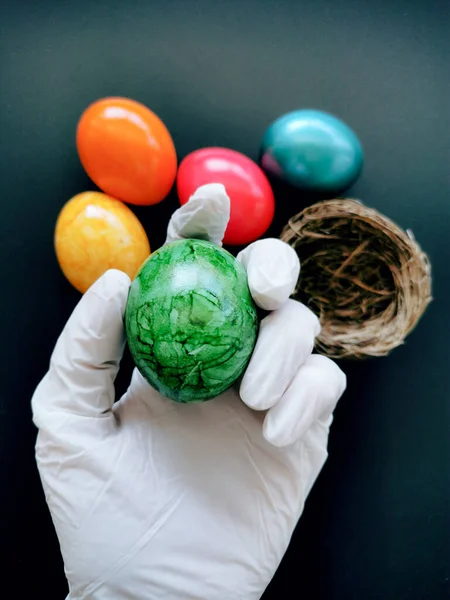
[76,97,177,205]
[55,191,151,293]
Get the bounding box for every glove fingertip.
[99,268,132,291]
[248,280,296,311]
[238,239,300,310]
[262,416,293,448]
[86,269,131,316]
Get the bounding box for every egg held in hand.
[125,239,259,402]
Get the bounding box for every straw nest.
[280,199,432,359]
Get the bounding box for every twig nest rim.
[280,198,432,359]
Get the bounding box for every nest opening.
[281,199,432,359]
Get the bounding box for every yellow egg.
[55,191,150,293]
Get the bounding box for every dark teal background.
[1,1,449,598]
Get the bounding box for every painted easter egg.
[177,147,275,246]
[77,97,177,205]
[55,191,150,293]
[260,109,363,194]
[125,238,258,402]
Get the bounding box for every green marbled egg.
[125,239,258,402]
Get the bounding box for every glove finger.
[263,354,347,448]
[237,239,300,310]
[240,300,320,411]
[166,183,230,246]
[32,269,130,430]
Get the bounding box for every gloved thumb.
[32,269,130,437]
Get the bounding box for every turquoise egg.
[260,109,363,194]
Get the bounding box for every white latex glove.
[32,183,346,600]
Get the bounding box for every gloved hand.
[32,184,346,600]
